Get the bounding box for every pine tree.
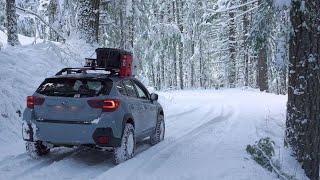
[48,0,60,41]
[0,0,5,31]
[6,0,20,46]
[77,0,100,44]
[176,0,184,89]
[227,1,237,88]
[285,0,320,179]
[242,0,249,87]
[250,0,275,92]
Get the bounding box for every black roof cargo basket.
[55,48,134,78]
[55,67,119,76]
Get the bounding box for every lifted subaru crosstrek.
[22,67,165,164]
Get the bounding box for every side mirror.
[150,93,158,101]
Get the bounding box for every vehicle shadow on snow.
[69,139,152,166]
[14,139,152,178]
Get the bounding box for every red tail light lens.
[97,136,108,144]
[27,96,34,108]
[27,96,45,109]
[88,99,120,112]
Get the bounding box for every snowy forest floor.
[0,33,308,180]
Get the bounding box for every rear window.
[36,78,113,97]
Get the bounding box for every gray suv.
[22,67,165,164]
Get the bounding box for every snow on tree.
[0,0,292,93]
[48,0,60,41]
[77,0,100,44]
[0,0,6,31]
[6,0,20,46]
[285,0,320,179]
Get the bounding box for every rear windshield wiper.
[39,90,77,96]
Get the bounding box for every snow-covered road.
[0,89,307,180]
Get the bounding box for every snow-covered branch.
[208,0,258,14]
[15,6,66,42]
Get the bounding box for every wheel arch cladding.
[123,113,135,129]
[159,109,164,116]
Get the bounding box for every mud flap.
[22,122,34,141]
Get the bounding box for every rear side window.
[123,80,138,98]
[116,82,127,96]
[133,81,149,99]
[36,78,113,97]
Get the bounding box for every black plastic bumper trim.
[36,119,93,125]
[92,128,121,147]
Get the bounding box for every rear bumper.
[92,128,121,147]
[23,121,121,147]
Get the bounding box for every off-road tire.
[112,123,135,165]
[150,114,165,145]
[26,141,50,158]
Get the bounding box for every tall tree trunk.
[178,41,184,89]
[157,62,161,90]
[6,0,20,46]
[151,63,156,89]
[285,1,320,180]
[255,0,269,92]
[172,1,177,88]
[173,43,178,87]
[78,0,100,44]
[160,52,165,89]
[199,38,204,87]
[176,0,184,89]
[93,0,100,43]
[48,0,59,41]
[242,0,249,87]
[228,2,236,88]
[118,0,126,48]
[257,46,268,91]
[190,41,195,87]
[130,0,135,49]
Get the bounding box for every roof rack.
[55,67,119,76]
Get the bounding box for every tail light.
[27,96,45,109]
[88,99,120,112]
[97,136,108,144]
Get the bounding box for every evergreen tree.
[249,0,275,92]
[285,0,320,179]
[0,0,292,93]
[6,0,20,46]
[48,0,60,41]
[0,0,6,31]
[77,0,100,44]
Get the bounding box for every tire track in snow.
[166,106,201,120]
[0,147,78,180]
[0,153,27,168]
[136,105,235,175]
[0,110,197,180]
[94,104,235,180]
[0,95,235,180]
[13,149,80,179]
[15,147,120,180]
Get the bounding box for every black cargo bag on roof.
[95,48,132,69]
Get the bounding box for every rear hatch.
[34,77,113,123]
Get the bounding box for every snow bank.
[0,30,44,48]
[0,44,76,143]
[0,31,97,144]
